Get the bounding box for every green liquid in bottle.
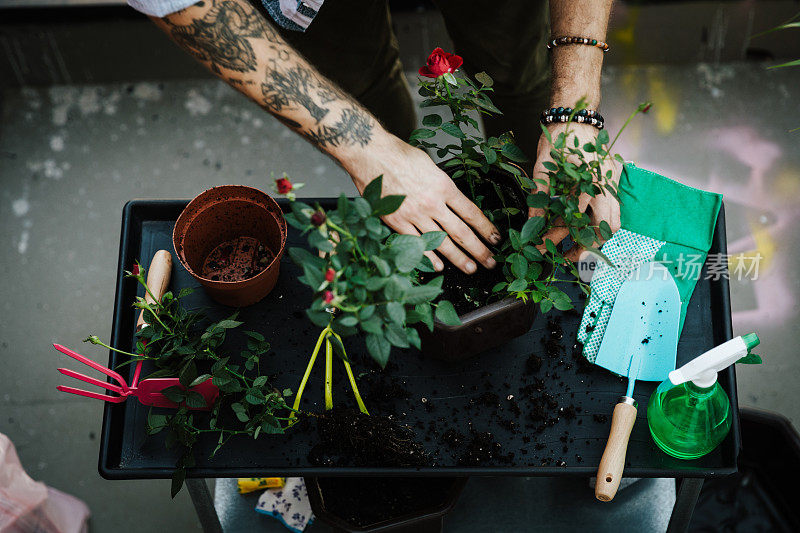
[647,379,732,459]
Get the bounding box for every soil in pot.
[305,408,431,468]
[315,477,457,528]
[201,236,275,281]
[423,165,528,315]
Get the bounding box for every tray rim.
[99,199,739,480]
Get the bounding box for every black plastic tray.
[99,199,738,479]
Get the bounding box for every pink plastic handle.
[53,344,129,391]
[56,385,127,403]
[57,368,127,395]
[130,359,143,389]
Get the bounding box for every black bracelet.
[540,107,605,130]
[547,35,610,52]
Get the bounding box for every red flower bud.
[132,264,140,276]
[310,210,326,227]
[419,48,463,78]
[641,103,652,114]
[275,177,293,194]
[323,290,334,304]
[325,268,335,282]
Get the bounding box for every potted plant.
[408,48,648,360]
[278,175,460,414]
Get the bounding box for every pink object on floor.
[0,433,90,533]
[53,344,219,410]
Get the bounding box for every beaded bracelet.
[540,107,605,130]
[547,35,609,52]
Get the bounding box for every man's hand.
[531,122,621,261]
[341,132,501,274]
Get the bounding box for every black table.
[100,199,738,532]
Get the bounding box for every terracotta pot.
[173,185,287,307]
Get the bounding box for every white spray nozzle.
[669,333,760,388]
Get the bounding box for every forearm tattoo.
[163,0,373,149]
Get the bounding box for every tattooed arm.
[153,0,500,274]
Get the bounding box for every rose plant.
[279,174,461,411]
[83,265,293,497]
[410,48,650,313]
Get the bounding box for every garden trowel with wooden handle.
[592,262,681,502]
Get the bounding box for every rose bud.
[275,176,293,194]
[641,103,652,114]
[310,210,327,227]
[131,264,140,276]
[419,47,463,78]
[323,290,334,304]
[325,268,335,282]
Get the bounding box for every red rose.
[310,210,327,227]
[275,177,293,194]
[419,48,463,78]
[325,268,335,282]
[323,290,334,304]
[132,264,140,276]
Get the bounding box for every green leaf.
[483,146,497,165]
[365,333,391,368]
[216,319,244,329]
[545,239,557,255]
[526,192,550,209]
[391,235,426,272]
[337,315,359,327]
[171,468,186,498]
[441,122,466,139]
[511,254,528,278]
[373,195,405,216]
[190,374,211,387]
[599,220,613,241]
[384,322,409,348]
[540,299,553,313]
[371,256,391,277]
[185,391,208,409]
[385,302,406,324]
[410,128,436,140]
[253,376,268,387]
[328,334,348,362]
[147,412,168,434]
[596,129,610,146]
[421,231,446,251]
[161,385,186,403]
[768,58,800,69]
[434,301,461,325]
[474,71,494,87]
[404,277,443,304]
[508,278,527,292]
[244,331,265,342]
[501,143,529,163]
[521,216,545,243]
[412,303,434,331]
[422,114,443,127]
[362,175,383,207]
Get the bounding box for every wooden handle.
[136,250,173,330]
[595,400,637,502]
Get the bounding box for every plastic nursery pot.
[419,297,537,362]
[305,477,468,533]
[420,161,536,361]
[172,185,287,307]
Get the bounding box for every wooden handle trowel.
[592,262,681,501]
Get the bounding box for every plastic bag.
[0,433,90,533]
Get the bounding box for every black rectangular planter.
[419,296,537,361]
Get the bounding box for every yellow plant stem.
[329,330,369,415]
[324,336,333,410]
[290,325,371,419]
[290,326,329,419]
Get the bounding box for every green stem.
[90,338,142,360]
[607,107,643,154]
[325,220,367,262]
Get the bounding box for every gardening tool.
[593,261,681,502]
[55,250,219,410]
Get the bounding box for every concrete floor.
[2,6,800,533]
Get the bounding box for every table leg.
[666,478,703,533]
[186,478,223,533]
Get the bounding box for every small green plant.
[280,175,460,411]
[84,265,293,497]
[491,102,651,312]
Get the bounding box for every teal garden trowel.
[592,262,681,502]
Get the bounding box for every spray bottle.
[647,333,761,459]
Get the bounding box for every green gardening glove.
[578,163,722,362]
